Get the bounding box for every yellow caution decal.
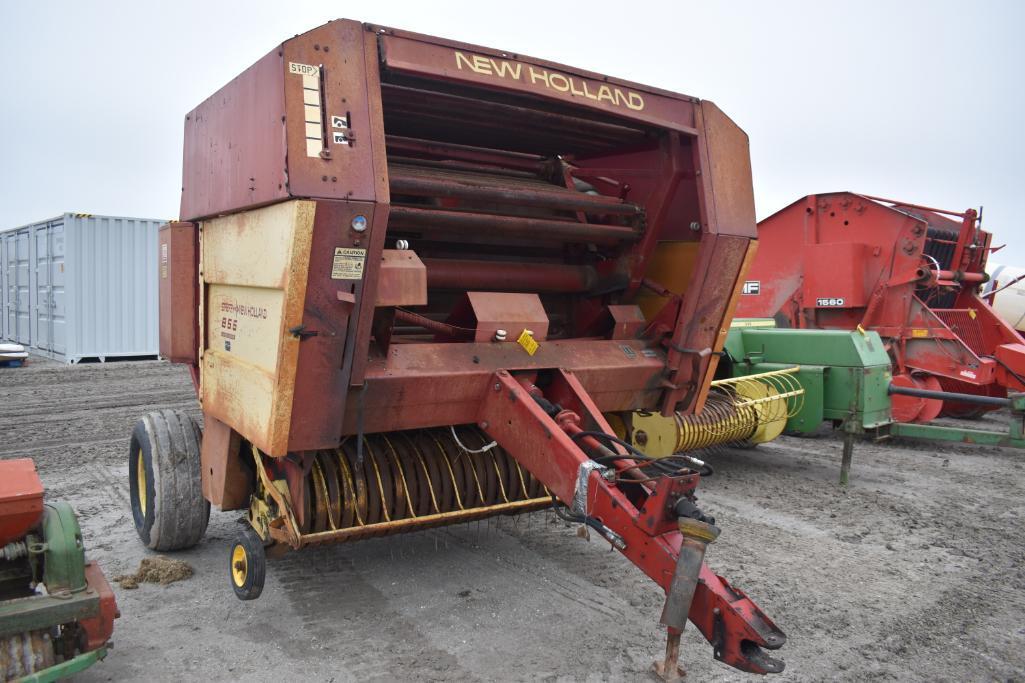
[517,329,539,356]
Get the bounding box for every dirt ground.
[1,357,1023,682]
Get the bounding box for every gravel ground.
[1,357,1023,682]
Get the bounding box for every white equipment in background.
[0,342,28,363]
[984,262,1025,333]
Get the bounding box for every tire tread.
[136,409,209,551]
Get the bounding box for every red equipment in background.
[737,192,1025,422]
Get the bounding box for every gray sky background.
[2,0,1022,262]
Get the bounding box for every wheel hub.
[231,545,247,587]
[136,448,147,517]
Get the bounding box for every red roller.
[424,258,597,293]
[388,205,639,245]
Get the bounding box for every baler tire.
[230,526,266,601]
[129,410,210,551]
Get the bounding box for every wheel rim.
[231,545,248,587]
[136,448,147,516]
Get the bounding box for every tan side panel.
[200,200,316,455]
[202,201,305,288]
[207,285,284,370]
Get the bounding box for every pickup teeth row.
[298,426,550,537]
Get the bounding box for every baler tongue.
[739,641,786,675]
[478,370,786,676]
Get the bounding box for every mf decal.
[742,281,760,295]
[454,51,645,111]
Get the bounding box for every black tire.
[939,403,988,420]
[229,525,266,600]
[129,410,210,551]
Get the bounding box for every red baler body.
[159,19,786,675]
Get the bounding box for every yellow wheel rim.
[231,545,248,587]
[136,448,147,516]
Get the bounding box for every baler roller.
[386,135,545,174]
[388,205,640,245]
[676,367,804,448]
[381,82,650,154]
[389,163,644,216]
[423,258,599,293]
[294,427,550,545]
[671,392,762,450]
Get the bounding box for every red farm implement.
[737,192,1025,422]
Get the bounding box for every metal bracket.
[288,324,318,340]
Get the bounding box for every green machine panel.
[724,323,893,433]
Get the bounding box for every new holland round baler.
[130,20,787,677]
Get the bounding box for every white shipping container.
[0,236,5,341]
[0,213,165,362]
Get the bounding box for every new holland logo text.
[219,300,269,319]
[454,51,645,112]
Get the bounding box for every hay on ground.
[114,556,193,589]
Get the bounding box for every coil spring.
[299,426,547,536]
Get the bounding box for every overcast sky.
[2,1,1022,262]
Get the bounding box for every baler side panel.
[200,201,316,455]
[181,20,385,221]
[661,234,753,415]
[289,201,382,449]
[281,20,383,204]
[736,193,928,328]
[157,222,198,365]
[181,48,288,221]
[699,101,756,239]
